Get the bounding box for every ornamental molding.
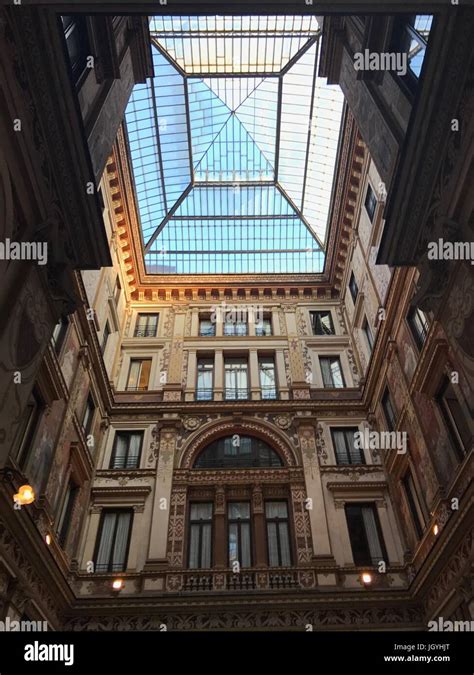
[179,417,299,468]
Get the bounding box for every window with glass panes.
[320,356,345,388]
[224,358,248,399]
[331,428,365,464]
[259,357,277,399]
[196,358,214,400]
[228,502,252,567]
[134,313,159,337]
[310,311,335,336]
[255,317,272,336]
[126,359,152,391]
[345,503,387,566]
[110,431,143,469]
[94,510,133,572]
[188,503,213,568]
[265,501,292,567]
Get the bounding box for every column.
[146,425,177,567]
[249,349,260,400]
[185,350,197,401]
[276,349,289,400]
[296,422,334,563]
[190,307,199,336]
[213,486,227,568]
[214,349,224,401]
[252,485,266,566]
[162,310,185,401]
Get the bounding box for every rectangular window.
[82,394,95,438]
[110,431,143,469]
[402,470,425,539]
[320,356,345,388]
[224,314,247,336]
[265,501,291,567]
[407,306,429,349]
[94,510,133,573]
[331,428,365,465]
[363,317,374,353]
[134,314,159,338]
[224,358,248,400]
[228,502,252,568]
[364,184,377,221]
[126,359,152,391]
[61,15,91,83]
[199,318,216,337]
[16,388,44,468]
[188,503,213,569]
[255,318,272,336]
[436,377,471,461]
[345,503,387,566]
[349,272,359,304]
[51,317,69,355]
[394,14,432,79]
[196,358,214,401]
[382,388,397,431]
[101,321,111,355]
[57,481,79,547]
[259,357,277,400]
[310,311,335,336]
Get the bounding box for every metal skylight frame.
[125,16,344,275]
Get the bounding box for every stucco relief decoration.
[183,416,202,432]
[163,308,176,337]
[159,431,175,468]
[278,308,287,336]
[315,423,328,463]
[274,414,292,430]
[181,421,296,468]
[167,487,187,567]
[291,486,313,564]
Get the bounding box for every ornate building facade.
[0,4,472,632]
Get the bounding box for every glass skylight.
[125,16,345,275]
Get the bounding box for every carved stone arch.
[179,418,299,469]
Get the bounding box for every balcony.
[133,328,157,338]
[223,325,248,337]
[166,567,306,593]
[195,389,214,401]
[199,327,216,337]
[224,388,249,401]
[261,386,278,400]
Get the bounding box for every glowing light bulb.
[361,572,373,585]
[13,485,35,505]
[45,534,51,546]
[112,579,124,590]
[433,524,439,536]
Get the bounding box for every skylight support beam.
[275,182,325,251]
[274,76,283,179]
[144,183,193,253]
[301,46,320,211]
[183,79,195,184]
[149,69,168,213]
[280,35,319,75]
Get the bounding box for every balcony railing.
[110,456,140,470]
[199,327,216,337]
[261,386,277,400]
[224,388,249,400]
[223,325,248,336]
[125,385,149,392]
[166,567,305,593]
[134,328,157,338]
[195,389,214,401]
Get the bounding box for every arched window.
[194,435,283,469]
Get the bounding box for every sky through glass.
[125,16,345,275]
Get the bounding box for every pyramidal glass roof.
[125,16,344,275]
